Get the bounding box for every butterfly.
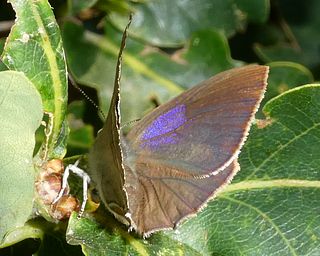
[87,18,269,237]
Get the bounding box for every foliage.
[0,0,319,255]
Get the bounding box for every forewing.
[88,18,131,223]
[88,96,129,221]
[126,65,268,177]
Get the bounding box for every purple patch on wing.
[140,105,187,148]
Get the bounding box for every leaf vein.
[219,195,298,256]
[245,122,320,180]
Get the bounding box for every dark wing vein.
[158,178,196,211]
[147,178,173,225]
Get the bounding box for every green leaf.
[66,212,200,255]
[0,222,43,248]
[67,0,98,15]
[63,21,239,125]
[66,101,94,156]
[236,0,270,23]
[254,0,320,71]
[0,38,8,71]
[66,84,320,255]
[0,219,82,255]
[2,0,68,159]
[0,71,43,244]
[96,0,131,15]
[256,61,313,117]
[109,0,270,47]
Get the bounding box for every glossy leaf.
[66,212,201,256]
[0,221,43,249]
[0,71,42,244]
[257,61,313,117]
[2,0,68,159]
[109,0,270,46]
[0,218,82,255]
[66,101,94,156]
[255,0,320,71]
[96,0,131,15]
[67,0,98,15]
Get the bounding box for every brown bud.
[51,195,80,220]
[35,173,67,205]
[43,159,64,174]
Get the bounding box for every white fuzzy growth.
[47,22,55,28]
[20,32,30,43]
[38,27,45,35]
[4,54,14,66]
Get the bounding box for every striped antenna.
[68,73,106,120]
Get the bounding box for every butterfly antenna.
[68,73,106,120]
[121,118,141,129]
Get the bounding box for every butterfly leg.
[52,161,71,205]
[67,162,91,217]
[52,160,91,218]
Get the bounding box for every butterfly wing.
[123,65,268,235]
[125,159,239,236]
[88,18,131,224]
[88,97,129,224]
[125,65,269,177]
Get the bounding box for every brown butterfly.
[88,17,269,237]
